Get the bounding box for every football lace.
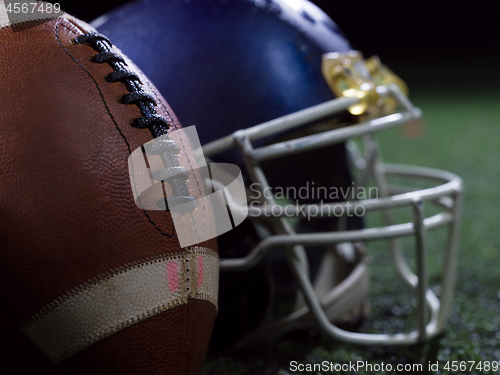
[74,32,197,214]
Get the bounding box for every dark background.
[57,0,499,61]
[315,0,498,61]
[313,0,499,94]
[56,0,499,94]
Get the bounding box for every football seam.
[54,21,175,238]
[181,299,191,374]
[147,83,209,242]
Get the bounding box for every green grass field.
[202,62,500,374]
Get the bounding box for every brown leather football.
[0,7,218,375]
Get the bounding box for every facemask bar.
[203,57,463,345]
[219,175,462,345]
[203,84,420,162]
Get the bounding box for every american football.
[0,5,217,375]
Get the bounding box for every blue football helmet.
[95,0,463,348]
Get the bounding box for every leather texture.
[0,13,217,375]
[59,300,217,375]
[22,248,219,363]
